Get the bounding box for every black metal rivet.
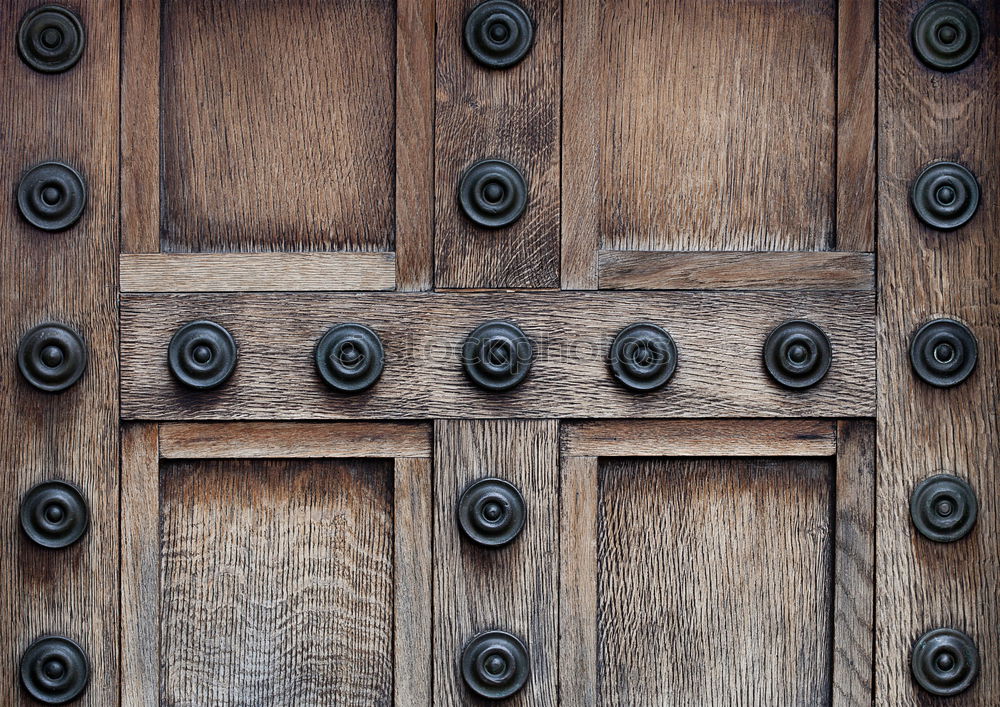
[458,159,528,229]
[20,635,90,704]
[464,0,534,69]
[167,320,237,390]
[910,318,977,387]
[911,1,981,72]
[17,323,87,393]
[17,5,85,74]
[462,320,533,392]
[17,162,87,232]
[910,474,977,543]
[910,161,980,231]
[763,320,832,390]
[608,322,677,392]
[20,481,89,549]
[457,478,526,547]
[314,323,385,394]
[911,628,979,697]
[461,630,530,700]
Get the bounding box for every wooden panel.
[159,0,395,253]
[159,458,394,704]
[1,1,119,704]
[434,420,559,704]
[877,0,1000,703]
[434,0,561,288]
[121,291,874,420]
[599,251,875,291]
[564,0,836,253]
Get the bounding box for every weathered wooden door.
[3,0,996,704]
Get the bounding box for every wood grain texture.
[596,457,833,703]
[562,419,837,458]
[159,0,395,253]
[159,422,431,459]
[434,0,561,288]
[121,291,875,420]
[160,458,394,705]
[434,420,559,704]
[599,251,875,290]
[120,253,397,292]
[877,1,1000,703]
[0,1,119,704]
[564,0,836,252]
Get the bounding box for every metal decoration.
[909,318,977,387]
[314,323,385,393]
[462,320,533,392]
[167,320,237,390]
[910,473,977,543]
[910,161,980,231]
[17,323,87,393]
[20,481,89,549]
[457,477,526,547]
[17,5,85,73]
[461,630,530,700]
[608,322,677,392]
[762,320,832,390]
[464,0,535,69]
[17,162,87,231]
[911,628,979,697]
[911,1,981,71]
[457,159,528,229]
[20,635,90,704]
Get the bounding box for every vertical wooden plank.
[0,1,119,704]
[558,455,598,704]
[393,456,432,705]
[833,420,875,706]
[121,424,160,706]
[434,420,558,704]
[836,0,877,251]
[434,1,561,288]
[878,0,999,703]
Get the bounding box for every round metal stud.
[911,1,981,72]
[20,635,90,704]
[17,162,88,232]
[167,320,237,390]
[909,318,977,387]
[910,161,980,231]
[17,5,86,74]
[911,628,979,697]
[462,320,533,392]
[17,323,87,393]
[461,630,530,700]
[464,0,535,69]
[314,323,385,394]
[457,478,526,547]
[20,481,88,549]
[763,320,832,390]
[911,474,977,543]
[608,322,677,392]
[457,159,528,229]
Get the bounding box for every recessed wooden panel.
[159,459,393,704]
[159,0,395,252]
[596,457,833,703]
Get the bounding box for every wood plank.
[0,1,119,703]
[434,420,559,704]
[434,0,561,288]
[120,253,396,292]
[393,457,432,706]
[877,0,1000,702]
[833,420,875,706]
[159,422,431,459]
[562,419,838,458]
[599,251,875,290]
[836,0,876,251]
[121,291,875,420]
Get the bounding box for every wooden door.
[2,0,995,704]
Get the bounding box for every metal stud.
[17,323,87,393]
[608,323,677,392]
[457,478,526,548]
[20,481,89,549]
[911,628,979,697]
[762,320,832,390]
[17,5,86,74]
[461,630,530,700]
[909,318,977,387]
[911,1,981,72]
[17,162,87,232]
[20,635,90,704]
[464,0,535,69]
[457,159,528,229]
[910,161,980,231]
[314,323,385,394]
[462,320,533,392]
[167,320,237,390]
